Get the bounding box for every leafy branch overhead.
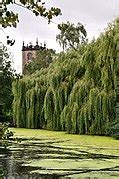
[56,21,87,50]
[1,0,61,28]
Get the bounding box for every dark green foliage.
[0,46,18,120]
[12,19,119,135]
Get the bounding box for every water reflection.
[0,141,62,179]
[0,146,7,178]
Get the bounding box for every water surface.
[0,129,119,178]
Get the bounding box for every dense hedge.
[12,19,119,135]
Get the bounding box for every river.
[0,128,119,178]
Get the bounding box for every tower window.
[27,52,33,61]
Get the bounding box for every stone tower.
[22,39,46,73]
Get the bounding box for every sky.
[1,0,119,73]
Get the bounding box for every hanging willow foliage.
[12,18,119,135]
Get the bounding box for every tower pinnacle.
[23,41,24,47]
[36,38,39,46]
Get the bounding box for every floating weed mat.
[12,18,119,135]
[6,138,119,178]
[1,128,118,178]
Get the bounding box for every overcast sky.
[1,0,119,73]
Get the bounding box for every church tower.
[22,39,46,73]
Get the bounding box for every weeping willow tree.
[60,20,117,135]
[12,18,119,135]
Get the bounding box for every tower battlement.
[22,41,46,51]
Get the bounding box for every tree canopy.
[0,45,18,118]
[56,21,87,51]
